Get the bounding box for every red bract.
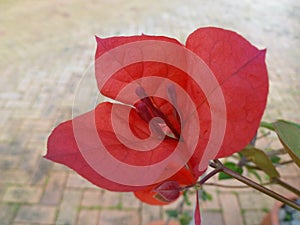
[45,27,268,213]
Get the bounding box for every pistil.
[135,86,180,140]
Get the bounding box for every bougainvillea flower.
[45,27,268,224]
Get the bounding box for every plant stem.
[204,182,272,189]
[181,165,222,191]
[272,177,300,196]
[212,159,300,211]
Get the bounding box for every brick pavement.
[0,0,299,225]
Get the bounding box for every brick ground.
[0,0,299,225]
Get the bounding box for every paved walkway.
[0,0,299,225]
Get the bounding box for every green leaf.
[270,155,281,164]
[199,189,212,202]
[183,190,191,206]
[247,168,262,183]
[165,209,178,218]
[241,146,280,178]
[218,162,243,180]
[260,121,275,131]
[179,212,192,225]
[273,120,300,167]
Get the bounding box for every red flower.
[45,27,268,212]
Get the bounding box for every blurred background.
[0,0,299,225]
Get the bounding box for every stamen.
[135,86,148,99]
[135,101,152,122]
[135,102,164,138]
[135,86,181,140]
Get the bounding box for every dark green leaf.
[270,155,281,164]
[199,189,212,202]
[179,212,192,225]
[218,162,243,180]
[165,209,178,218]
[273,120,300,167]
[183,190,191,206]
[241,146,280,178]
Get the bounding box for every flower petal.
[45,119,141,191]
[45,102,188,190]
[186,27,268,159]
[95,35,182,100]
[134,166,195,205]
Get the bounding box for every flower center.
[135,86,180,140]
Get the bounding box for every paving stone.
[66,173,96,188]
[3,186,43,203]
[56,189,82,225]
[14,205,56,224]
[41,171,67,205]
[30,158,53,185]
[98,210,140,225]
[121,192,141,209]
[276,163,300,177]
[239,191,274,210]
[19,149,40,174]
[270,177,300,197]
[0,170,29,184]
[1,1,300,225]
[219,193,244,225]
[77,209,100,225]
[243,210,266,225]
[201,187,221,210]
[100,190,122,208]
[202,210,225,225]
[81,189,102,207]
[142,204,163,225]
[0,154,20,170]
[0,203,19,225]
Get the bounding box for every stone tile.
[243,210,266,225]
[100,190,121,208]
[19,149,40,174]
[0,203,19,225]
[77,209,100,225]
[3,186,43,203]
[66,173,96,188]
[56,189,82,225]
[277,163,300,177]
[14,205,56,224]
[1,2,300,225]
[0,154,20,170]
[0,170,29,184]
[98,210,140,225]
[238,191,274,210]
[41,171,67,205]
[30,158,53,185]
[219,193,244,225]
[121,192,141,209]
[202,210,225,225]
[270,177,300,197]
[142,204,163,225]
[81,189,102,207]
[201,187,221,210]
